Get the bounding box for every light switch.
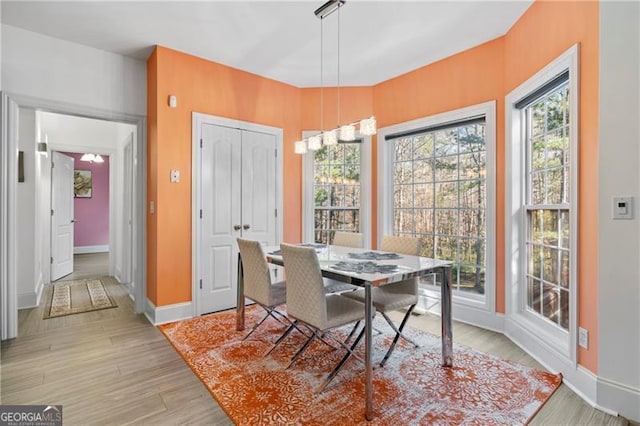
[613,196,634,220]
[170,169,180,183]
[150,201,155,214]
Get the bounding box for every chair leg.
[344,320,361,345]
[243,312,271,341]
[287,332,318,369]
[380,305,418,367]
[316,326,366,393]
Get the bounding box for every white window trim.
[505,44,579,364]
[302,131,372,248]
[377,101,496,315]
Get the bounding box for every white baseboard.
[504,317,599,405]
[417,294,506,333]
[144,299,193,326]
[74,245,109,254]
[18,291,38,309]
[597,376,640,421]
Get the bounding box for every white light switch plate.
[170,169,180,183]
[613,196,634,220]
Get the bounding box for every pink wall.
[60,152,110,248]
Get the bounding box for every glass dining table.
[236,244,453,421]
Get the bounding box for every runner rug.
[43,278,117,319]
[159,306,562,425]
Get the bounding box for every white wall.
[16,108,39,308]
[1,24,146,116]
[598,1,640,421]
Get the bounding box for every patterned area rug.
[43,278,117,319]
[159,306,562,425]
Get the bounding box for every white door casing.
[193,113,283,316]
[122,137,134,285]
[51,151,74,281]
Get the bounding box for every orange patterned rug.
[159,306,562,425]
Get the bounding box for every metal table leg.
[441,266,453,367]
[365,282,373,420]
[236,253,245,331]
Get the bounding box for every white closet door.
[240,130,277,246]
[200,124,242,314]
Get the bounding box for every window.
[302,132,371,246]
[313,142,362,244]
[389,120,487,295]
[505,45,578,360]
[522,76,571,330]
[378,101,495,312]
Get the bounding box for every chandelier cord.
[337,4,341,130]
[320,16,324,134]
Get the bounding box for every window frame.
[505,44,579,362]
[377,101,496,314]
[302,131,372,247]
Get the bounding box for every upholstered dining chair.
[236,238,290,341]
[332,231,364,248]
[343,235,421,366]
[324,232,364,294]
[279,243,369,393]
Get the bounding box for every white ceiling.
[1,1,533,88]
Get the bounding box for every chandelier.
[294,0,376,154]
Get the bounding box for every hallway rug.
[159,306,562,425]
[43,278,117,319]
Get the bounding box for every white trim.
[144,299,194,326]
[17,279,44,310]
[74,245,109,254]
[0,94,19,340]
[191,112,284,317]
[504,44,579,363]
[597,376,640,420]
[376,101,497,313]
[301,131,372,247]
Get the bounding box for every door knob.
[243,224,251,230]
[233,225,241,231]
[71,219,77,223]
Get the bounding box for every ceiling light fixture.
[294,0,376,155]
[80,153,104,163]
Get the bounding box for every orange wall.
[146,46,302,306]
[504,0,599,374]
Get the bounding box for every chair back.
[332,231,364,248]
[280,243,327,329]
[380,235,421,256]
[237,238,273,306]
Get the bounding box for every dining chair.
[332,231,364,248]
[237,238,290,341]
[279,243,368,393]
[324,232,364,293]
[343,235,421,366]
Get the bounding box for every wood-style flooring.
[0,254,630,425]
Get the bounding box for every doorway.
[192,113,284,316]
[0,93,146,340]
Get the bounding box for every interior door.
[240,131,277,245]
[200,124,242,314]
[51,151,75,281]
[199,124,278,314]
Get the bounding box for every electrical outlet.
[578,327,588,349]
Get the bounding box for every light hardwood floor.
[0,255,630,425]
